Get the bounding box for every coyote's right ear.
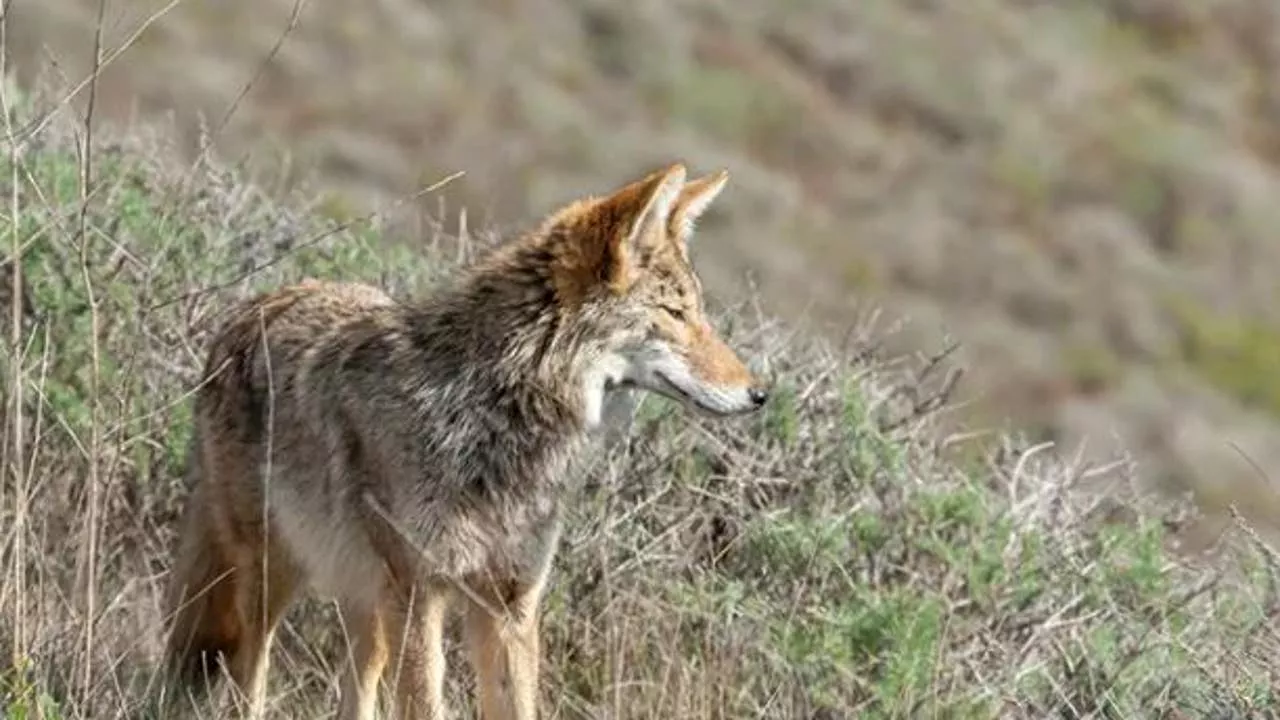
[598,163,686,291]
[669,169,728,243]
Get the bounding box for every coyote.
[162,163,770,719]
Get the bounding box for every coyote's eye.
[663,306,687,322]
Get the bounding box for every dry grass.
[4,84,1280,719]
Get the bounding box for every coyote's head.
[542,163,770,426]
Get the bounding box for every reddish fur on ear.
[546,163,687,304]
[601,163,686,289]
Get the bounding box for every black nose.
[748,387,769,407]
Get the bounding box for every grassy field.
[4,86,1280,718]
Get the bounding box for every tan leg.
[507,607,540,720]
[191,435,302,720]
[465,602,507,720]
[463,582,544,720]
[383,582,452,720]
[230,545,301,719]
[337,598,390,720]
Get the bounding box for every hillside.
[3,83,1280,718]
[11,0,1280,547]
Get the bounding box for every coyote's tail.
[161,446,243,702]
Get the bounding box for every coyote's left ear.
[669,169,728,243]
[599,162,686,289]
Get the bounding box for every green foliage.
[759,379,799,448]
[840,383,906,482]
[1,146,418,454]
[2,659,63,720]
[668,400,1275,717]
[1170,297,1280,416]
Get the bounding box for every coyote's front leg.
[381,580,453,720]
[464,577,545,720]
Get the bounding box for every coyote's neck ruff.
[400,239,606,440]
[351,243,611,547]
[165,163,769,720]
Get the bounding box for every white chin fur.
[582,352,633,429]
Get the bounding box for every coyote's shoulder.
[163,163,769,720]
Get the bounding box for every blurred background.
[10,0,1280,544]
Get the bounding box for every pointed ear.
[600,162,686,287]
[616,163,686,250]
[669,169,728,243]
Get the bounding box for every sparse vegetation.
[4,89,1280,719]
